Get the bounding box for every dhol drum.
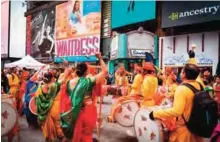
[106,85,122,96]
[1,102,18,136]
[29,97,37,115]
[134,107,168,142]
[160,98,173,108]
[113,96,139,127]
[1,94,16,106]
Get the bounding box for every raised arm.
[115,69,120,78]
[46,35,54,53]
[57,60,72,84]
[32,32,40,44]
[39,14,48,45]
[94,53,108,84]
[125,71,133,76]
[30,65,46,82]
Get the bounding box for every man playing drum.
[141,62,158,107]
[115,67,130,91]
[130,64,143,97]
[149,64,204,142]
[107,66,132,122]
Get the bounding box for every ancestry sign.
[162,1,220,28]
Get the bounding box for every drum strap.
[29,85,37,93]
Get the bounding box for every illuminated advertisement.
[1,1,9,58]
[55,0,101,62]
[26,8,55,62]
[10,0,26,58]
[111,1,155,29]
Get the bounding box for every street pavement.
[1,96,137,142]
[1,95,209,142]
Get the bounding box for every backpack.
[182,83,218,138]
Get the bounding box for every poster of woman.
[55,0,101,40]
[30,8,55,62]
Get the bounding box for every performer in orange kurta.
[141,62,158,107]
[129,64,144,103]
[107,67,131,122]
[115,67,129,87]
[130,64,143,96]
[165,67,175,87]
[150,64,204,142]
[165,70,178,100]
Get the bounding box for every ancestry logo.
[169,5,220,20]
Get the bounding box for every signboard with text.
[130,49,151,57]
[159,32,219,73]
[1,1,9,58]
[162,1,220,28]
[110,35,119,60]
[127,31,155,58]
[10,0,26,58]
[55,0,101,62]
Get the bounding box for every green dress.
[204,85,214,98]
[35,82,60,123]
[60,77,95,139]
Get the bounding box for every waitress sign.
[55,0,101,61]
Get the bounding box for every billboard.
[1,1,9,58]
[110,35,119,60]
[111,1,156,29]
[26,8,55,62]
[55,0,101,62]
[10,0,26,58]
[127,31,155,58]
[159,32,219,72]
[162,1,220,28]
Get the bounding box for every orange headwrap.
[142,62,155,72]
[204,70,210,76]
[118,67,126,74]
[49,70,55,77]
[170,73,177,82]
[134,64,142,72]
[165,67,172,74]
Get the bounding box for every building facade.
[159,1,220,75]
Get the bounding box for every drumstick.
[49,62,54,65]
[88,65,101,69]
[97,95,103,140]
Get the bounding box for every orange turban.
[118,67,126,74]
[142,62,155,72]
[49,70,55,77]
[165,67,172,74]
[170,73,177,82]
[134,65,142,72]
[204,70,210,76]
